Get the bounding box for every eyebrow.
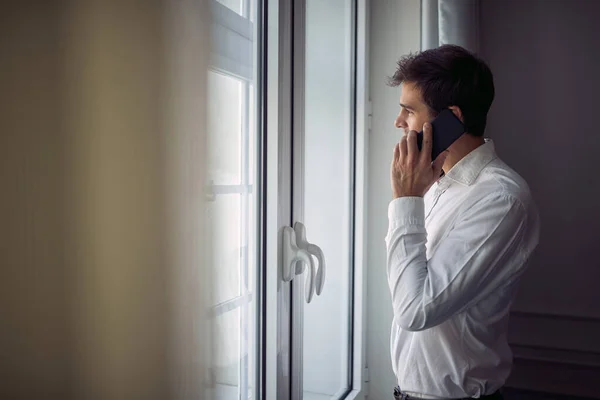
[399,103,415,111]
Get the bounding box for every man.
[386,44,540,400]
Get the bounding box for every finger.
[406,130,418,162]
[392,143,399,165]
[399,135,408,160]
[421,122,433,163]
[432,150,449,178]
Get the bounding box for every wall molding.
[511,343,600,368]
[508,309,600,355]
[511,309,600,323]
[507,358,600,399]
[506,310,600,397]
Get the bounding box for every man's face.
[394,82,434,136]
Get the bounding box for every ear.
[448,106,464,123]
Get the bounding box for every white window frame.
[210,0,254,82]
[208,0,370,398]
[347,0,369,398]
[281,0,370,399]
[290,0,365,399]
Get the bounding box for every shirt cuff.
[388,197,425,226]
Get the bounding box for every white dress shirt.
[385,140,540,399]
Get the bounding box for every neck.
[443,134,485,173]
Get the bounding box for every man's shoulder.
[472,157,535,207]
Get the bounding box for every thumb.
[432,151,449,177]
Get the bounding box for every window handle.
[281,226,316,303]
[293,222,326,297]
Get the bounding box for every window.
[206,1,258,399]
[207,1,368,399]
[300,1,356,398]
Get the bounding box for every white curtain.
[421,0,480,53]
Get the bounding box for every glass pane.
[207,71,242,185]
[248,84,255,185]
[206,193,241,305]
[206,77,258,399]
[302,0,354,399]
[209,307,241,397]
[207,1,259,398]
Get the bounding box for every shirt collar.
[443,139,497,186]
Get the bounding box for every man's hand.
[390,122,449,199]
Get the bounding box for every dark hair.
[388,44,495,137]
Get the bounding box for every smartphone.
[416,109,465,161]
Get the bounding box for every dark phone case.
[416,109,465,161]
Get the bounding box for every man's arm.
[385,191,531,331]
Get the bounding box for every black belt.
[393,387,503,400]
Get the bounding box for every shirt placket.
[425,179,451,220]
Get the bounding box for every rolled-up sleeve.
[385,192,530,332]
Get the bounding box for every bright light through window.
[206,1,257,399]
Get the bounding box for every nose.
[394,112,407,130]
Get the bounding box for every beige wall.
[0,2,210,399]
